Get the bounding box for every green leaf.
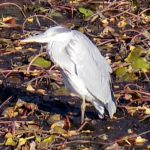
[125,47,143,63]
[38,135,55,149]
[51,11,64,18]
[116,67,138,82]
[34,7,49,13]
[36,136,42,143]
[29,56,51,69]
[125,46,149,72]
[42,135,55,144]
[116,67,127,77]
[131,57,149,72]
[51,125,67,135]
[79,7,93,17]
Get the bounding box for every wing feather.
[66,30,113,104]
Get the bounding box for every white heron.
[21,26,116,123]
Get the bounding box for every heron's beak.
[20,33,50,44]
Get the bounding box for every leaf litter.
[0,0,150,149]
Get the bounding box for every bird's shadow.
[0,85,100,120]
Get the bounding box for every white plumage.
[21,26,116,121]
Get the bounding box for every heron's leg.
[81,96,86,124]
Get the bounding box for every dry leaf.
[26,84,35,92]
[135,136,147,145]
[37,89,47,95]
[27,18,34,23]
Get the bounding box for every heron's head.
[21,26,70,44]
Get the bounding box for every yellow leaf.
[15,99,26,108]
[5,133,13,138]
[130,45,136,51]
[135,136,147,145]
[2,107,16,118]
[27,47,37,52]
[51,120,65,129]
[26,84,35,92]
[67,130,79,137]
[30,70,41,76]
[5,136,16,146]
[147,144,150,149]
[39,135,55,149]
[102,18,109,26]
[139,106,150,115]
[36,136,42,143]
[27,18,34,23]
[18,138,27,146]
[106,43,113,48]
[42,135,55,143]
[124,94,132,100]
[2,16,16,22]
[48,114,61,123]
[15,46,22,50]
[118,20,127,28]
[142,30,150,40]
[51,125,67,136]
[145,107,150,115]
[126,106,137,116]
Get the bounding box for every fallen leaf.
[135,136,147,145]
[5,133,16,146]
[79,7,93,18]
[37,89,47,95]
[18,138,27,146]
[126,106,138,116]
[27,18,34,23]
[38,135,55,149]
[5,137,16,146]
[26,84,35,92]
[28,56,51,69]
[51,125,67,135]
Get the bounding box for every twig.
[77,121,88,132]
[139,8,150,16]
[26,52,47,75]
[115,89,150,97]
[0,2,26,18]
[50,139,111,149]
[0,96,13,114]
[22,14,59,33]
[96,39,116,46]
[116,129,150,143]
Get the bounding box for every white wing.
[65,31,116,117]
[65,31,111,102]
[22,26,116,117]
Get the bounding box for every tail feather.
[105,90,116,118]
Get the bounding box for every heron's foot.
[81,96,86,124]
